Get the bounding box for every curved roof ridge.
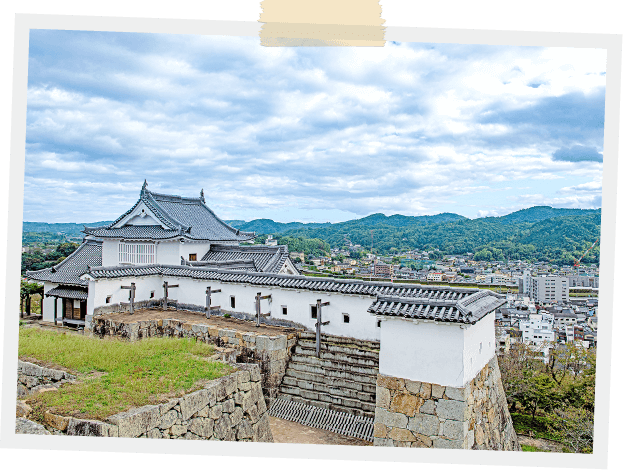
[143,190,189,231]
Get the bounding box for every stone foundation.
[373,356,520,451]
[90,316,298,406]
[16,360,76,398]
[18,364,273,442]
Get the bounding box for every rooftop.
[83,182,255,242]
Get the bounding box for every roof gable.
[83,181,256,242]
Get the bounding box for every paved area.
[269,416,371,446]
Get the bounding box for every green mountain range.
[21,205,602,266]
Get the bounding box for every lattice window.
[119,242,156,265]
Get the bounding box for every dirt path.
[98,308,298,335]
[269,416,371,446]
[517,434,564,452]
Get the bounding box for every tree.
[20,280,44,318]
[548,407,594,453]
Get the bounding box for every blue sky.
[24,30,606,223]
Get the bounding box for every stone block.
[389,393,423,417]
[376,386,390,409]
[230,407,244,427]
[375,407,408,429]
[248,365,261,382]
[67,418,118,437]
[178,388,215,421]
[238,381,252,391]
[373,437,394,447]
[237,370,251,385]
[107,404,161,438]
[252,414,272,442]
[388,428,416,442]
[436,399,468,421]
[444,386,466,401]
[15,417,51,435]
[407,413,440,436]
[25,376,39,388]
[431,384,445,399]
[373,422,388,438]
[20,362,43,377]
[170,424,188,437]
[257,397,267,415]
[209,404,223,420]
[432,437,464,449]
[189,417,214,438]
[223,376,237,396]
[419,400,436,415]
[41,367,66,382]
[404,380,422,395]
[442,419,468,441]
[214,414,234,440]
[419,383,432,399]
[377,375,405,391]
[16,401,31,418]
[474,423,485,446]
[44,411,69,431]
[159,410,178,429]
[236,418,253,440]
[246,404,260,424]
[222,399,235,414]
[413,432,433,448]
[147,428,162,439]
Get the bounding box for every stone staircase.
[273,331,380,419]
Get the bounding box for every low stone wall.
[17,360,76,398]
[18,363,273,442]
[91,316,297,405]
[373,356,520,451]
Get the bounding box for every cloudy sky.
[23,30,606,223]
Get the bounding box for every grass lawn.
[19,328,232,421]
[511,413,561,442]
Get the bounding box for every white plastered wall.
[42,282,59,322]
[156,240,181,265]
[379,318,466,387]
[179,241,211,262]
[101,239,120,266]
[462,311,496,384]
[87,275,381,341]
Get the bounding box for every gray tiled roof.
[200,244,295,274]
[45,286,88,300]
[85,264,482,297]
[83,184,255,242]
[26,239,103,287]
[368,290,506,324]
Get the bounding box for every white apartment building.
[519,313,556,344]
[527,275,569,303]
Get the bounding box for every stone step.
[296,340,380,362]
[289,353,379,377]
[294,344,379,368]
[285,360,378,386]
[284,368,377,395]
[277,392,375,419]
[298,331,380,351]
[281,376,375,404]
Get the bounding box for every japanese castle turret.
[26,181,520,450]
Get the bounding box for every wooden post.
[163,281,169,310]
[163,281,179,310]
[121,282,136,314]
[205,286,221,319]
[54,297,58,326]
[315,299,330,358]
[255,292,272,327]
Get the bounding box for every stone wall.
[373,356,521,451]
[16,360,76,398]
[18,363,273,442]
[90,316,297,405]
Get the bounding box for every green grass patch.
[19,328,232,421]
[521,444,550,452]
[512,413,560,442]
